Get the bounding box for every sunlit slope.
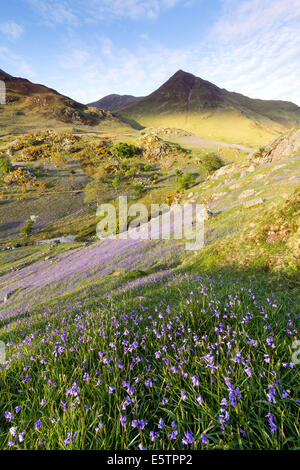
[0,69,131,135]
[117,70,300,147]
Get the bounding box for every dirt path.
[174,134,254,152]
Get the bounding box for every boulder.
[249,128,300,165]
[238,189,256,199]
[243,198,265,208]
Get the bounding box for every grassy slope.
[0,128,299,450]
[0,144,299,314]
[117,71,300,148]
[0,255,299,449]
[119,109,283,148]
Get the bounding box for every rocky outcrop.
[243,197,265,208]
[140,135,187,168]
[249,128,300,165]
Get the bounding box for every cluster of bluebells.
[0,272,299,449]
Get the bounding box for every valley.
[0,67,299,451]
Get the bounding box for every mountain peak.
[115,69,300,142]
[0,69,12,80]
[173,69,194,77]
[87,93,140,111]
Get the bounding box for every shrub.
[21,219,33,236]
[123,269,147,281]
[177,172,194,191]
[113,142,139,159]
[112,176,121,189]
[0,155,13,176]
[201,153,225,174]
[125,167,137,178]
[133,182,144,197]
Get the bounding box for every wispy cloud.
[4,0,300,106]
[53,0,300,105]
[28,0,184,24]
[0,21,24,40]
[0,47,36,78]
[28,0,78,25]
[202,0,300,102]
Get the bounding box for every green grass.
[0,265,299,450]
[120,110,281,148]
[0,131,299,450]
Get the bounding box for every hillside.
[0,127,299,312]
[87,93,140,111]
[0,69,128,135]
[0,122,299,451]
[116,70,300,147]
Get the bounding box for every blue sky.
[0,0,299,105]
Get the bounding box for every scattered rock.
[3,291,14,303]
[253,174,265,181]
[271,164,286,172]
[229,182,243,190]
[203,207,222,220]
[211,191,227,201]
[238,189,256,199]
[210,164,235,179]
[249,128,300,165]
[243,197,266,208]
[246,165,256,172]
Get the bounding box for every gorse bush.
[0,155,13,176]
[112,176,121,189]
[201,153,225,174]
[113,142,140,159]
[20,219,33,236]
[176,172,194,191]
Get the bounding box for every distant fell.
[87,94,140,111]
[116,70,300,147]
[0,69,119,134]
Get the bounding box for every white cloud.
[10,0,300,106]
[28,0,184,23]
[202,0,300,103]
[213,0,300,39]
[0,47,36,78]
[28,0,78,25]
[0,21,24,40]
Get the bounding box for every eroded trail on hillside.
[174,134,254,152]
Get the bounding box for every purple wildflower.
[158,418,165,430]
[266,413,277,433]
[120,415,127,427]
[168,430,178,440]
[35,420,42,431]
[182,430,194,445]
[4,412,14,422]
[197,395,203,405]
[150,431,159,442]
[191,375,199,387]
[18,431,25,443]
